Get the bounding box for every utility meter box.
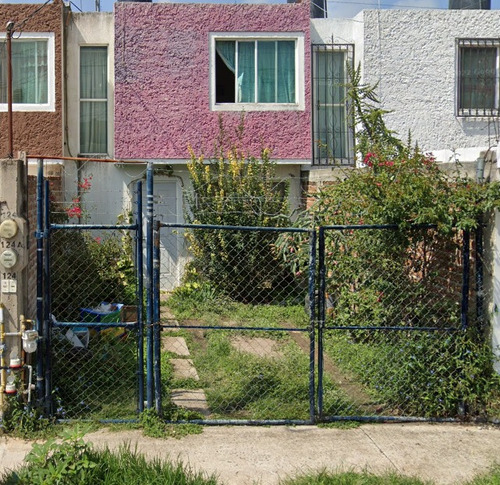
[0,217,28,294]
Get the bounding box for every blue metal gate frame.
[35,160,145,417]
[34,161,484,423]
[316,224,478,423]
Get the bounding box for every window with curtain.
[457,39,500,117]
[312,44,354,166]
[215,39,296,105]
[0,39,48,105]
[80,46,107,154]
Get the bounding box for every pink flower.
[363,152,376,167]
[66,206,82,219]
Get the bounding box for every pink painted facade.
[114,1,311,161]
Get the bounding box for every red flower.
[66,206,82,219]
[363,152,377,167]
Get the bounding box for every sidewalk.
[1,423,500,484]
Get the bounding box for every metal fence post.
[308,229,316,423]
[461,230,470,330]
[35,159,45,404]
[146,162,154,409]
[153,220,161,414]
[43,180,52,414]
[475,223,484,335]
[317,227,326,420]
[136,181,144,413]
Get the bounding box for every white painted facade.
[314,11,500,368]
[363,9,500,163]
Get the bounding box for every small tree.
[184,127,296,303]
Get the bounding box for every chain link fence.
[156,224,316,423]
[49,226,140,419]
[29,159,500,423]
[41,160,144,420]
[317,226,499,420]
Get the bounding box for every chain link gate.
[150,222,317,424]
[34,159,492,423]
[36,167,144,420]
[316,224,480,422]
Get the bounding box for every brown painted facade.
[0,0,65,158]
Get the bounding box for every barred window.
[312,44,354,165]
[457,39,500,117]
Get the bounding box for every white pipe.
[25,365,33,404]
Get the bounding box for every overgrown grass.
[162,286,314,420]
[165,285,308,329]
[192,331,311,419]
[51,330,138,420]
[283,465,500,485]
[322,330,500,418]
[281,470,432,485]
[0,429,217,485]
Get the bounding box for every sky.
[1,0,500,18]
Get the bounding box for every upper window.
[80,46,108,155]
[312,44,354,165]
[457,39,500,117]
[210,33,304,111]
[0,33,55,112]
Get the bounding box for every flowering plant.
[65,176,93,221]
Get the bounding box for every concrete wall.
[114,1,311,162]
[310,15,363,64]
[362,9,500,163]
[0,0,65,157]
[65,12,114,158]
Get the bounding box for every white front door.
[143,179,182,291]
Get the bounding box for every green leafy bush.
[276,65,500,418]
[1,427,217,485]
[185,121,298,303]
[50,229,136,321]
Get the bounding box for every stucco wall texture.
[114,2,311,161]
[0,0,64,157]
[362,9,500,155]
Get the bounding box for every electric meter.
[0,249,18,269]
[0,219,18,239]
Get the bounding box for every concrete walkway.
[1,423,499,484]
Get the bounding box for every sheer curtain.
[0,41,48,104]
[80,46,107,154]
[277,41,295,103]
[215,39,295,104]
[460,47,496,111]
[238,42,255,102]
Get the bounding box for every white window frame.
[79,44,109,156]
[0,32,55,112]
[209,32,305,112]
[456,38,500,118]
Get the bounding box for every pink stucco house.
[114,0,312,162]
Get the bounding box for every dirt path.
[285,329,385,415]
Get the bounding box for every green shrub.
[1,427,216,485]
[185,120,299,304]
[50,229,136,321]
